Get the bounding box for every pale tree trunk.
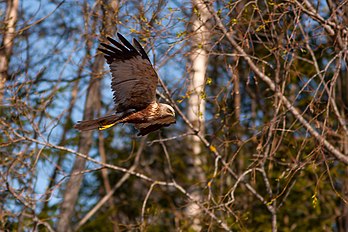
[57,1,118,231]
[187,0,209,162]
[0,0,18,103]
[185,0,209,230]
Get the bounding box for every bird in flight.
[74,33,176,136]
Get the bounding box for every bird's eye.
[167,108,173,114]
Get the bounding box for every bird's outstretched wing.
[99,33,158,112]
[134,116,176,136]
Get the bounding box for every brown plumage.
[74,33,175,136]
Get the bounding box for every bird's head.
[159,103,176,118]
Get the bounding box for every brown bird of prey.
[74,33,176,136]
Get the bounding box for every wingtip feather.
[117,33,135,50]
[133,38,150,61]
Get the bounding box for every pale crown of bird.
[159,103,175,117]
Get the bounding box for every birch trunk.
[185,0,209,230]
[0,0,18,103]
[187,0,209,162]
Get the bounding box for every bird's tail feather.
[74,115,121,131]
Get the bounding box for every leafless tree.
[1,0,348,231]
[0,0,18,103]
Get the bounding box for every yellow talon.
[99,122,117,130]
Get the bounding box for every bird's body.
[74,33,175,135]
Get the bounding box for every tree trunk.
[0,0,18,103]
[185,0,209,230]
[56,1,118,230]
[187,0,209,162]
[57,55,104,232]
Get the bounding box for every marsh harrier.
[74,33,175,135]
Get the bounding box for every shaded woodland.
[1,0,348,231]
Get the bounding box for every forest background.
[1,0,348,231]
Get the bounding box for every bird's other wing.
[98,33,158,113]
[134,116,176,136]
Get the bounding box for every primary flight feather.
[74,33,176,136]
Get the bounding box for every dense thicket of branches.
[1,0,348,231]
